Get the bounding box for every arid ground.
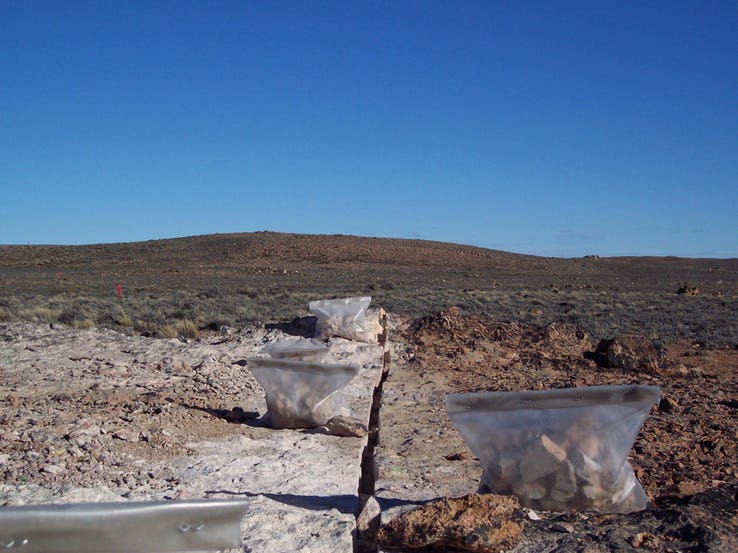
[1,232,737,552]
[1,232,737,347]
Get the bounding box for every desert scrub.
[1,239,736,347]
[133,318,162,337]
[159,319,198,339]
[154,320,198,339]
[97,304,133,328]
[18,306,59,322]
[57,303,94,328]
[237,286,258,298]
[158,324,179,339]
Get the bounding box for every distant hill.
[1,232,736,346]
[2,230,735,273]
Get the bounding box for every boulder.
[602,335,668,372]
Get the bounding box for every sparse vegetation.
[18,306,59,322]
[0,233,736,347]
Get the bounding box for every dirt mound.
[405,307,596,391]
[377,494,524,552]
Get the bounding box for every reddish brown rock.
[377,494,524,553]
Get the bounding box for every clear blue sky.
[1,1,736,257]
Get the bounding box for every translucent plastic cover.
[260,338,329,362]
[446,385,660,513]
[308,296,371,342]
[248,358,359,429]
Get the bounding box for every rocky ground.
[373,308,738,552]
[1,308,736,552]
[0,315,388,551]
[1,233,737,552]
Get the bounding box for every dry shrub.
[20,307,59,322]
[237,286,258,298]
[159,325,178,339]
[134,318,160,337]
[176,319,198,338]
[59,305,95,328]
[73,318,95,329]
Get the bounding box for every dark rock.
[676,283,700,296]
[719,398,738,410]
[659,395,679,413]
[605,335,668,372]
[112,429,139,442]
[551,522,575,533]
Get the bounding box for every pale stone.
[357,495,381,534]
[513,479,547,501]
[0,314,389,552]
[552,460,577,499]
[519,434,567,482]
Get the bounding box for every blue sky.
[1,1,736,257]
